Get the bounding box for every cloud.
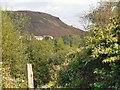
[1,0,38,3]
[0,0,99,11]
[0,0,100,29]
[1,0,99,6]
[52,0,99,6]
[46,6,60,11]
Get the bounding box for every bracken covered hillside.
[11,10,87,37]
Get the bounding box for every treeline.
[2,1,120,89]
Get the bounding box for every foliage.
[24,37,54,85]
[57,15,120,89]
[2,66,27,88]
[19,33,80,86]
[2,11,28,88]
[2,1,120,88]
[88,17,120,63]
[61,35,81,47]
[87,1,119,28]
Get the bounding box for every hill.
[9,10,87,37]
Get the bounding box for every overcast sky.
[0,0,100,30]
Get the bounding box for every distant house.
[19,35,53,40]
[34,36,44,40]
[34,35,53,40]
[43,35,54,40]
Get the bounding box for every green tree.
[2,11,29,88]
[87,1,119,28]
[57,11,120,89]
[88,16,120,88]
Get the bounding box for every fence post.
[27,63,34,88]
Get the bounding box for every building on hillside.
[34,35,53,40]
[19,35,53,40]
[43,35,54,40]
[34,36,44,40]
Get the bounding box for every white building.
[34,36,44,40]
[34,35,53,40]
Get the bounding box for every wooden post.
[27,64,34,88]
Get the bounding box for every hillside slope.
[11,11,87,37]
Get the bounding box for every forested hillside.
[1,1,120,89]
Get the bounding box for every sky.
[0,0,100,30]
